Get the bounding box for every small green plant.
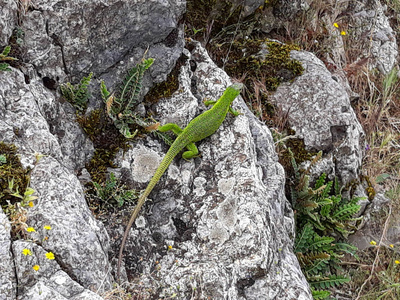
[6,178,38,205]
[60,72,93,112]
[289,149,363,299]
[102,57,154,138]
[0,142,40,238]
[0,46,17,71]
[90,172,139,210]
[101,57,174,145]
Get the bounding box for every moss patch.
[144,53,188,103]
[279,138,318,169]
[221,39,303,93]
[77,109,130,184]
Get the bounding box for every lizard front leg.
[158,123,183,135]
[204,99,241,116]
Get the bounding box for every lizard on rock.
[117,83,243,279]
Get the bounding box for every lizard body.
[117,83,243,279]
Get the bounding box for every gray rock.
[0,67,93,172]
[273,0,310,20]
[259,0,309,33]
[0,209,16,300]
[0,67,112,296]
[27,155,112,292]
[348,193,392,250]
[115,42,312,299]
[20,0,185,87]
[0,0,18,45]
[13,240,103,299]
[270,49,365,184]
[229,0,264,17]
[351,0,398,74]
[0,69,62,161]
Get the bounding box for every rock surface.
[270,49,365,184]
[5,0,396,298]
[350,0,398,74]
[13,241,104,300]
[0,67,112,297]
[1,0,186,298]
[114,41,312,299]
[19,0,185,88]
[0,0,18,45]
[0,210,16,300]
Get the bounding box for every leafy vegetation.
[102,58,154,138]
[58,56,177,214]
[60,72,93,112]
[0,45,17,71]
[88,172,139,211]
[0,142,39,238]
[290,149,363,298]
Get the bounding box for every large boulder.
[114,41,312,299]
[270,49,365,185]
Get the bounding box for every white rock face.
[0,0,18,45]
[13,241,104,299]
[0,68,112,297]
[115,42,313,299]
[0,210,16,299]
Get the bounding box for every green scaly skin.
[117,83,243,279]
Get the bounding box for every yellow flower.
[341,31,346,36]
[44,225,52,230]
[390,244,394,248]
[168,245,173,250]
[32,265,40,271]
[333,23,339,28]
[395,260,400,264]
[370,240,377,246]
[45,252,55,260]
[26,227,36,232]
[28,201,34,207]
[22,248,32,256]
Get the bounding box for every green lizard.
[117,83,243,279]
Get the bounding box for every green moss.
[223,40,303,92]
[284,138,317,165]
[0,142,30,205]
[86,148,119,184]
[360,175,376,201]
[144,54,188,103]
[77,109,130,184]
[278,138,318,194]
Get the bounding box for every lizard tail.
[117,144,183,280]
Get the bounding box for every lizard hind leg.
[158,123,183,136]
[204,99,217,106]
[229,106,241,116]
[182,142,199,160]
